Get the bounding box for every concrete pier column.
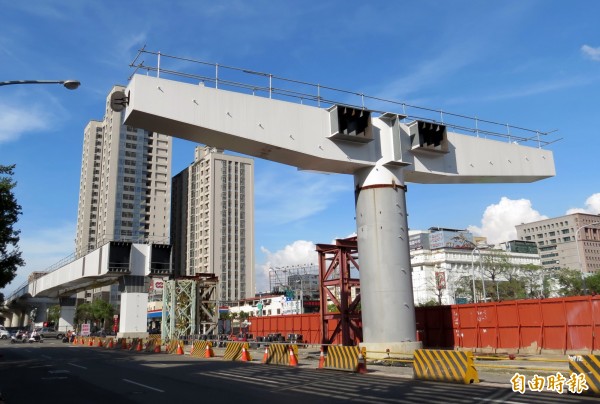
[59,297,76,332]
[354,164,421,355]
[10,311,21,327]
[117,275,149,339]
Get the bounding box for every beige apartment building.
[171,146,254,302]
[75,85,172,258]
[516,213,600,273]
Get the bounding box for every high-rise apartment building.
[171,146,254,302]
[75,85,172,257]
[516,213,600,273]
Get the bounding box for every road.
[0,339,597,403]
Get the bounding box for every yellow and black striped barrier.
[190,340,211,357]
[263,344,299,365]
[145,338,161,352]
[569,354,600,395]
[223,342,252,361]
[166,340,183,354]
[413,349,479,384]
[323,345,360,372]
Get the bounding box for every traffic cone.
[262,346,269,363]
[136,340,143,352]
[108,339,114,349]
[176,343,184,355]
[121,339,127,349]
[241,346,250,362]
[89,338,93,347]
[317,346,326,369]
[205,343,214,358]
[97,338,103,347]
[154,343,161,353]
[356,352,368,374]
[289,346,298,367]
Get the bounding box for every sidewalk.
[236,346,571,387]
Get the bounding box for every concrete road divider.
[413,349,479,384]
[323,345,361,372]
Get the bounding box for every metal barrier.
[413,349,479,384]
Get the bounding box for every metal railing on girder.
[129,46,560,148]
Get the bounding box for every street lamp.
[471,244,490,303]
[0,80,81,90]
[574,221,600,294]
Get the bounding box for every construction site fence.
[241,295,600,353]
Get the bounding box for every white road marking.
[69,363,88,369]
[122,379,165,393]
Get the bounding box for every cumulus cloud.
[468,197,547,244]
[582,45,600,61]
[566,193,600,215]
[256,240,318,292]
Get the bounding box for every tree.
[48,304,61,325]
[482,251,511,301]
[74,300,115,330]
[0,164,25,288]
[585,272,600,295]
[554,268,584,296]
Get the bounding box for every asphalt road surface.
[0,339,598,404]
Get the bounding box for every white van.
[0,326,10,339]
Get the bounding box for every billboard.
[429,230,474,250]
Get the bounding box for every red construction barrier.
[249,295,600,352]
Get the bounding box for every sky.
[1,0,599,296]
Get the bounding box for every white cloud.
[582,45,600,62]
[255,170,349,225]
[566,193,600,215]
[0,222,75,296]
[256,240,318,292]
[0,101,50,143]
[468,197,547,244]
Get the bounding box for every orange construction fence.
[249,295,600,352]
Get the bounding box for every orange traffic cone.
[356,352,368,374]
[204,343,214,358]
[289,346,298,367]
[89,338,94,347]
[97,339,103,347]
[317,346,326,369]
[121,339,127,349]
[241,346,250,362]
[108,339,114,349]
[176,343,184,355]
[261,346,269,364]
[136,340,143,351]
[154,342,161,353]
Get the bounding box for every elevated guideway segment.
[119,51,555,354]
[22,241,171,336]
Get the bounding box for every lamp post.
[295,277,304,314]
[574,221,600,295]
[471,248,481,302]
[0,80,80,89]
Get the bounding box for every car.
[35,327,65,339]
[0,326,9,340]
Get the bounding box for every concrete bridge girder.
[121,74,555,353]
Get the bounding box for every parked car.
[0,326,10,340]
[35,327,65,339]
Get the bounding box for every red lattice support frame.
[317,237,362,346]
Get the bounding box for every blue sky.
[1,1,599,295]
